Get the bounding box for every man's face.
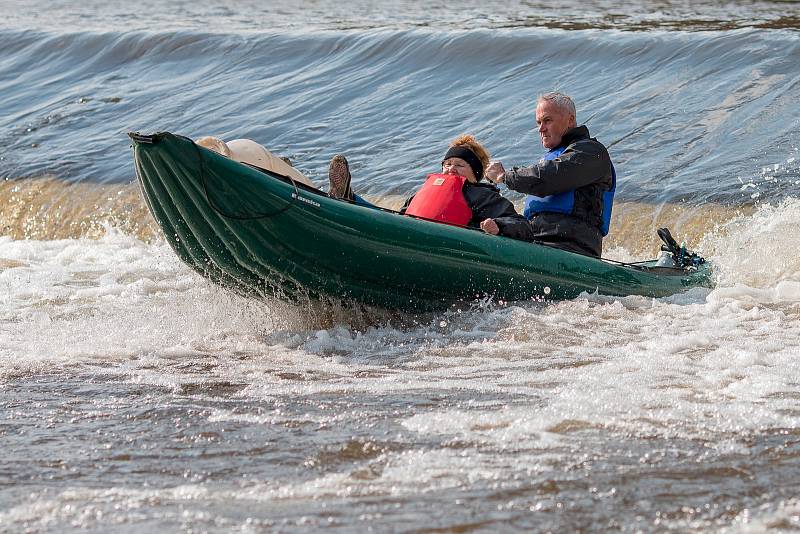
[535,100,575,149]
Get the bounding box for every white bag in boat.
[195,136,312,187]
[227,139,312,186]
[195,136,231,157]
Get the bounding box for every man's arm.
[468,188,534,241]
[493,216,534,241]
[504,140,612,197]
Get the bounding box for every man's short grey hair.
[537,92,576,119]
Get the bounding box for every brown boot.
[328,154,354,200]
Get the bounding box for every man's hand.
[485,161,506,184]
[480,218,500,235]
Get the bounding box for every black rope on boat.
[194,141,301,221]
[334,195,477,232]
[324,194,658,265]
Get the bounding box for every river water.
[2,1,800,532]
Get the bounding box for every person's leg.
[328,156,382,209]
[328,155,354,200]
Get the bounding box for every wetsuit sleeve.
[494,215,535,241]
[504,139,612,196]
[468,188,534,242]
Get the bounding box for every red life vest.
[405,173,473,226]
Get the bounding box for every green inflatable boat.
[130,132,713,311]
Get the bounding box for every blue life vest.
[522,146,616,236]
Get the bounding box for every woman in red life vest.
[328,135,533,241]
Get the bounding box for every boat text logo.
[292,193,321,208]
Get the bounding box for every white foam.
[394,293,800,443]
[703,197,800,289]
[3,200,800,441]
[0,231,273,377]
[0,485,215,530]
[734,500,800,533]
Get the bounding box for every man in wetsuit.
[485,92,616,257]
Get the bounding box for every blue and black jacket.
[503,125,615,257]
